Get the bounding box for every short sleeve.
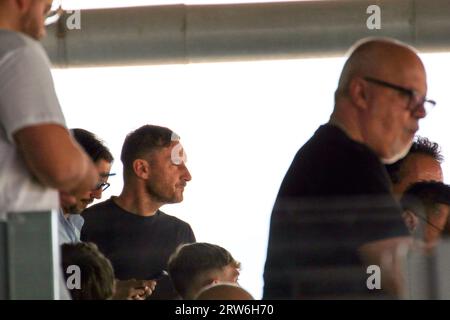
[187,225,196,243]
[179,222,196,244]
[0,40,66,143]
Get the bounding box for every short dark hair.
[401,181,450,217]
[168,243,240,299]
[71,128,114,163]
[61,242,115,300]
[386,137,443,184]
[120,125,176,175]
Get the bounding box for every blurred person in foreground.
[264,37,434,299]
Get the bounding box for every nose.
[182,164,192,182]
[412,103,426,119]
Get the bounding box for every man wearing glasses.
[59,129,158,300]
[401,181,450,251]
[264,38,433,299]
[59,129,114,245]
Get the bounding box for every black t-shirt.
[263,124,409,299]
[81,197,196,299]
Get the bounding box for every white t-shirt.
[0,30,66,218]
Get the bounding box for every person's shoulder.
[285,123,387,193]
[157,211,196,241]
[310,124,379,162]
[157,210,192,228]
[0,30,27,49]
[0,30,44,58]
[82,198,115,218]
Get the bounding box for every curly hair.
[386,136,443,184]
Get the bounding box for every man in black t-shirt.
[81,125,195,299]
[264,38,433,299]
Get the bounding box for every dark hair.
[120,125,175,174]
[386,136,443,184]
[168,243,240,299]
[71,128,114,163]
[61,242,115,300]
[401,181,450,217]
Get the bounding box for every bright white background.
[52,53,450,299]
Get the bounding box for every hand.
[114,279,157,300]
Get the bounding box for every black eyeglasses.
[414,212,444,233]
[94,173,116,192]
[364,77,436,115]
[95,182,110,192]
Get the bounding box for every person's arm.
[14,124,98,198]
[358,236,412,298]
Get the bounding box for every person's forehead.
[149,142,184,163]
[397,66,426,91]
[436,203,450,209]
[224,263,239,274]
[436,203,450,214]
[426,203,450,220]
[373,49,426,89]
[171,140,182,147]
[160,141,182,153]
[95,159,112,175]
[95,158,112,168]
[404,154,442,178]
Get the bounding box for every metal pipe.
[41,0,450,67]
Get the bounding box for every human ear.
[402,210,418,233]
[348,77,369,111]
[132,159,150,179]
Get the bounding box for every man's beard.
[145,182,179,204]
[381,138,413,165]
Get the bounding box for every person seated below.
[61,242,115,300]
[168,242,241,299]
[196,283,254,300]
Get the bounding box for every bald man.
[264,38,433,299]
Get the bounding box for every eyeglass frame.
[95,173,116,192]
[412,210,445,233]
[95,181,111,192]
[363,76,436,114]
